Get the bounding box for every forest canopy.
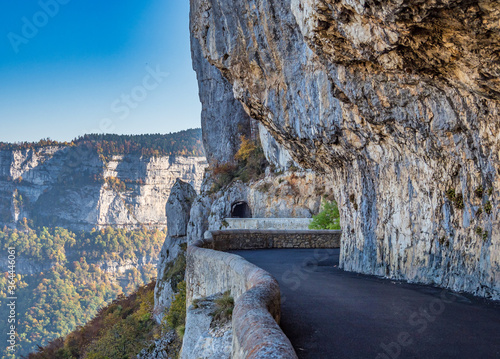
[0,128,205,157]
[0,225,165,358]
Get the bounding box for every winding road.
[232,249,500,359]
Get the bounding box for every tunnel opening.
[231,201,252,218]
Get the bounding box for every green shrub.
[175,324,185,339]
[445,188,456,201]
[484,201,492,214]
[454,193,464,209]
[445,189,464,209]
[212,291,234,323]
[162,252,186,292]
[165,281,187,338]
[309,200,341,230]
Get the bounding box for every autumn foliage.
[0,129,205,158]
[28,281,160,359]
[209,135,267,192]
[0,226,165,357]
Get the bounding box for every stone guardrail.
[187,238,298,358]
[210,229,342,250]
[224,217,312,230]
[186,229,341,358]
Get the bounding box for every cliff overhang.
[190,0,500,299]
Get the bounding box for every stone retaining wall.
[185,229,341,358]
[210,229,342,250]
[186,238,298,358]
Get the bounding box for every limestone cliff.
[189,170,331,238]
[154,179,197,322]
[0,146,207,230]
[190,0,500,299]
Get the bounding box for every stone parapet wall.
[186,238,298,358]
[210,229,342,250]
[184,230,340,358]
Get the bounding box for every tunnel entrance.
[231,201,252,218]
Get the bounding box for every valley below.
[0,131,207,358]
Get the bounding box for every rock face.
[166,179,198,238]
[191,37,253,165]
[0,253,156,277]
[0,146,207,230]
[186,170,331,245]
[154,180,197,322]
[190,0,500,299]
[181,294,232,359]
[259,123,298,170]
[137,331,179,359]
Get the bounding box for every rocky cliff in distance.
[190,0,500,299]
[0,146,207,230]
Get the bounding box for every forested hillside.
[0,224,165,358]
[0,128,205,158]
[0,130,205,357]
[27,281,180,359]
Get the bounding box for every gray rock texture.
[0,146,207,230]
[154,180,197,323]
[166,179,198,238]
[259,123,298,170]
[191,36,253,165]
[186,170,331,245]
[137,331,179,359]
[190,0,500,299]
[181,294,232,359]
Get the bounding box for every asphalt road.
[232,249,500,359]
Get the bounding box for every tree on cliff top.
[0,129,205,158]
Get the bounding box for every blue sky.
[0,0,201,143]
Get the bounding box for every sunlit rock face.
[190,0,500,299]
[191,37,253,165]
[0,146,207,230]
